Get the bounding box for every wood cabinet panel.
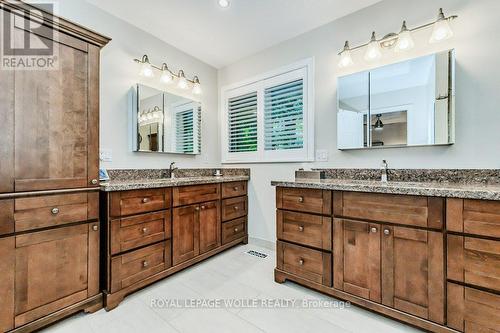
[334,219,381,302]
[0,68,14,193]
[110,211,170,255]
[222,181,247,198]
[448,235,500,292]
[338,192,443,229]
[222,217,246,245]
[277,187,332,215]
[173,184,220,207]
[447,198,500,238]
[0,199,14,236]
[199,201,221,254]
[447,283,500,332]
[222,196,248,221]
[172,205,199,265]
[0,237,14,332]
[381,226,444,324]
[110,188,170,217]
[277,210,331,251]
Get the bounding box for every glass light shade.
[338,49,354,68]
[364,40,382,61]
[177,76,189,90]
[430,19,453,43]
[192,82,202,95]
[218,0,230,8]
[140,62,154,78]
[395,30,415,52]
[160,70,173,84]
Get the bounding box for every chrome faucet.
[169,162,178,179]
[381,160,388,183]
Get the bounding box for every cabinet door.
[173,205,199,265]
[12,22,99,192]
[334,219,381,302]
[199,201,221,254]
[14,223,99,327]
[381,226,444,324]
[0,237,14,332]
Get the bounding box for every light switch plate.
[316,149,328,162]
[99,149,113,162]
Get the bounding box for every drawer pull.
[298,259,304,266]
[234,206,239,211]
[201,205,206,210]
[298,226,304,232]
[142,227,148,234]
[51,207,59,215]
[142,198,150,203]
[92,225,98,231]
[384,229,391,236]
[91,179,98,185]
[234,228,239,233]
[195,206,200,211]
[371,227,378,233]
[233,186,239,191]
[298,196,304,203]
[142,260,149,268]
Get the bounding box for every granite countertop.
[271,178,500,201]
[101,175,250,192]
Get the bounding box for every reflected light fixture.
[374,114,384,131]
[160,63,174,84]
[139,55,154,78]
[364,32,382,61]
[192,76,202,95]
[338,41,354,68]
[218,0,230,8]
[177,70,189,90]
[430,8,454,43]
[395,21,415,52]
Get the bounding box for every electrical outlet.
[316,149,328,162]
[99,149,113,162]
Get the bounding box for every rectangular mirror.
[337,49,455,150]
[132,84,201,154]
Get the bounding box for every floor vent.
[246,250,268,259]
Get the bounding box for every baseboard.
[248,237,275,251]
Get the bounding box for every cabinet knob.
[384,229,391,236]
[233,186,239,191]
[370,227,378,233]
[142,198,150,203]
[298,259,304,266]
[195,206,200,211]
[51,207,59,215]
[234,228,239,233]
[201,205,206,210]
[298,226,304,232]
[92,225,98,231]
[142,227,148,234]
[298,196,304,203]
[91,179,98,185]
[142,260,149,268]
[234,206,239,211]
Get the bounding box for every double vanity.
[273,170,500,333]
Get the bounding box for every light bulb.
[140,62,154,78]
[160,64,173,84]
[430,8,454,43]
[364,32,382,61]
[177,70,189,90]
[395,21,415,52]
[218,0,230,8]
[338,41,354,68]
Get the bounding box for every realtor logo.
[1,1,59,70]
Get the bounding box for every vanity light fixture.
[134,55,202,94]
[337,8,457,68]
[218,0,230,8]
[374,114,384,131]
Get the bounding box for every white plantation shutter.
[175,109,194,153]
[228,92,258,153]
[264,79,304,150]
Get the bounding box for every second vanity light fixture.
[134,55,202,95]
[338,8,457,68]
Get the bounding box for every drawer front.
[277,241,331,286]
[110,188,170,217]
[447,283,500,332]
[222,217,246,245]
[448,235,500,292]
[110,241,170,293]
[110,211,171,255]
[14,192,97,232]
[277,210,332,251]
[222,196,248,221]
[173,184,220,207]
[336,191,443,229]
[222,181,247,198]
[448,198,500,238]
[277,187,332,215]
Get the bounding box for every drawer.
[222,181,247,198]
[277,210,332,251]
[222,217,246,245]
[335,191,443,229]
[447,283,500,332]
[14,192,98,232]
[110,211,171,255]
[110,188,170,217]
[448,235,500,292]
[173,184,220,207]
[277,241,331,286]
[277,187,332,215]
[222,196,247,221]
[448,198,500,238]
[110,241,170,293]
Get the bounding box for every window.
[221,59,314,163]
[173,101,201,154]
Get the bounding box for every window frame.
[220,58,315,163]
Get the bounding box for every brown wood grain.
[277,210,332,251]
[172,205,200,265]
[222,181,247,198]
[0,237,14,332]
[87,222,100,297]
[280,188,332,215]
[87,44,100,187]
[221,196,248,221]
[109,189,167,217]
[173,184,220,207]
[0,66,14,193]
[199,201,221,254]
[222,217,247,245]
[0,200,14,235]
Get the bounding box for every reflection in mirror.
[133,84,201,154]
[337,50,455,150]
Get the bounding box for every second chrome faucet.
[381,160,388,183]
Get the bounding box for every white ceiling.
[86,0,382,68]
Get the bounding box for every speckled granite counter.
[101,175,249,192]
[271,178,500,201]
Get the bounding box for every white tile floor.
[42,244,422,333]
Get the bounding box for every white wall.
[53,0,220,169]
[218,0,500,243]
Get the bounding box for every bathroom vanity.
[273,170,500,333]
